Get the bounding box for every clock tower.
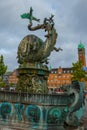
[78,42,86,67]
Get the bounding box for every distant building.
[3,72,11,84]
[48,67,72,89]
[78,42,86,67]
[48,42,87,89]
[8,69,18,85]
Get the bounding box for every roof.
[78,42,85,49]
[50,67,72,74]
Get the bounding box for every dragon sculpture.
[64,80,85,126]
[17,7,62,93]
[16,7,85,129]
[17,7,62,64]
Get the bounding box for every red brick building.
[48,67,72,89]
[78,42,86,67]
[8,69,18,85]
[48,42,87,89]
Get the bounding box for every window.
[66,70,70,73]
[63,70,66,73]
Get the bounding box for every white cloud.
[0,0,87,71]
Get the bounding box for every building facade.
[48,67,72,89]
[78,42,86,67]
[48,42,87,89]
[8,69,18,85]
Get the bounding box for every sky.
[0,0,87,71]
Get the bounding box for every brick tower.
[78,42,86,67]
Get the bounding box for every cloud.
[71,0,87,34]
[0,0,87,71]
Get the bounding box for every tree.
[71,61,87,81]
[0,55,7,80]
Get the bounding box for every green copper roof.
[78,42,85,49]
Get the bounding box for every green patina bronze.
[78,41,85,49]
[0,81,85,129]
[15,7,85,130]
[17,7,62,94]
[21,7,40,23]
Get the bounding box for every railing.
[0,90,70,106]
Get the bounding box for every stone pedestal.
[17,62,49,93]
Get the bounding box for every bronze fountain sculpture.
[0,7,85,130]
[15,7,85,130]
[17,7,62,93]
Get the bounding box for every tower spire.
[78,41,86,67]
